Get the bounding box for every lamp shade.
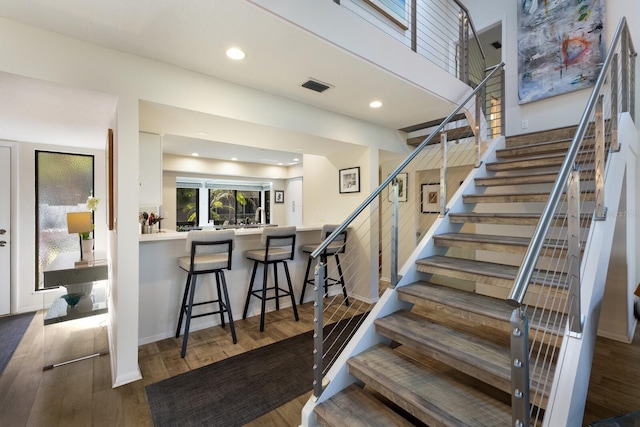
[67,212,93,234]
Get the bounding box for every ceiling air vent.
[302,79,331,93]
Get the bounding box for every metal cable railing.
[310,63,505,398]
[507,17,636,426]
[332,0,486,86]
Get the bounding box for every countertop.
[139,225,322,242]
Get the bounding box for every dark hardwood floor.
[0,295,639,426]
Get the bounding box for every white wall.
[0,15,409,386]
[461,0,640,136]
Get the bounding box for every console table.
[42,252,109,369]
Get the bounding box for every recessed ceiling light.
[226,47,246,60]
[293,158,300,162]
[231,157,238,161]
[191,152,199,157]
[369,100,383,108]
[277,162,283,166]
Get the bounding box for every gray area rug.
[0,311,36,376]
[145,313,366,427]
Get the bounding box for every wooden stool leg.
[219,271,237,344]
[181,275,198,358]
[243,261,258,319]
[283,261,299,321]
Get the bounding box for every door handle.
[0,241,6,247]
[0,229,5,235]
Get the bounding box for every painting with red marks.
[517,0,605,104]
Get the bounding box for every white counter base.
[139,227,321,345]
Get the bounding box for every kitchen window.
[176,178,272,230]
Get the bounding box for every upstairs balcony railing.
[331,0,486,87]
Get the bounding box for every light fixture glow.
[277,162,284,166]
[191,152,199,157]
[369,100,383,109]
[226,47,246,60]
[231,157,238,161]
[293,158,300,162]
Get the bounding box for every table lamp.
[67,212,93,262]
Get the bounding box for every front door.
[0,146,10,315]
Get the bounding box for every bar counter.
[138,226,321,344]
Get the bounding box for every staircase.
[313,126,598,426]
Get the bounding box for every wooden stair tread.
[375,310,552,407]
[348,345,512,426]
[463,190,595,204]
[415,255,568,289]
[434,232,572,253]
[496,138,574,158]
[475,170,595,187]
[496,135,607,159]
[505,125,579,148]
[397,281,565,336]
[448,212,591,226]
[314,384,415,427]
[485,151,596,172]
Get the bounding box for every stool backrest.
[261,226,296,259]
[185,230,235,255]
[321,224,347,253]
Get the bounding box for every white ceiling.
[0,0,459,164]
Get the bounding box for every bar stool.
[242,226,299,331]
[299,224,349,305]
[176,229,237,358]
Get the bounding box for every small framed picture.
[421,183,440,213]
[388,173,408,202]
[339,167,360,193]
[274,190,284,204]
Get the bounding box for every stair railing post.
[594,94,606,221]
[440,132,448,217]
[510,308,531,427]
[458,10,468,83]
[500,67,506,137]
[567,168,584,336]
[475,92,481,167]
[390,179,399,287]
[611,53,620,152]
[621,33,630,114]
[312,257,326,399]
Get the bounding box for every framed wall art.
[339,167,360,193]
[274,190,284,204]
[517,0,605,103]
[388,173,408,202]
[421,183,440,213]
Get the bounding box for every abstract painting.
[518,0,605,104]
